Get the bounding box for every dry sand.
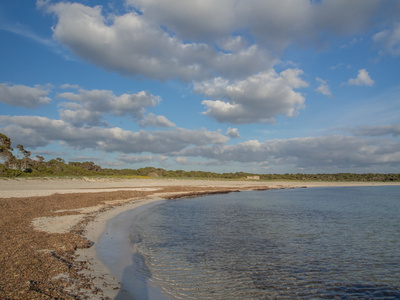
[1,177,399,299]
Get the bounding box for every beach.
[1,177,399,299]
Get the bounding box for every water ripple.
[129,187,400,299]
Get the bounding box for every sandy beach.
[1,177,399,299]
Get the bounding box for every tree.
[0,133,17,168]
[16,144,33,171]
[69,161,102,172]
[0,133,35,171]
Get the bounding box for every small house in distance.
[246,176,260,180]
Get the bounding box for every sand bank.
[2,177,398,198]
[1,177,399,299]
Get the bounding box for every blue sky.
[1,0,400,174]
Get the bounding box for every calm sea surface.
[124,186,400,299]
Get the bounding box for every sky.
[1,0,400,174]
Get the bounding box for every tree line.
[1,132,399,181]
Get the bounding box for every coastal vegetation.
[1,132,399,181]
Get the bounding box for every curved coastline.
[75,197,169,299]
[95,200,169,299]
[77,180,400,299]
[1,178,400,298]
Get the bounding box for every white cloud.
[60,83,80,89]
[216,36,248,52]
[196,69,308,124]
[59,109,105,127]
[43,2,273,81]
[38,1,397,86]
[174,157,188,165]
[346,69,374,86]
[2,114,400,171]
[248,0,384,51]
[0,115,228,153]
[351,124,400,137]
[126,0,382,51]
[139,113,176,128]
[0,83,52,108]
[340,37,363,49]
[0,116,66,147]
[373,22,400,56]
[42,0,387,82]
[57,88,160,126]
[58,89,160,118]
[126,0,237,42]
[315,78,332,97]
[226,127,240,138]
[38,1,398,128]
[174,135,400,170]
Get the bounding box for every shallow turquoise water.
[125,186,400,299]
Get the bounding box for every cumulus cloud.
[350,124,400,137]
[58,89,159,118]
[126,0,237,42]
[174,135,400,170]
[240,0,381,50]
[127,0,382,51]
[59,109,105,127]
[139,113,176,128]
[174,157,188,165]
[216,36,248,52]
[38,1,397,126]
[346,69,374,86]
[226,127,240,138]
[41,1,388,82]
[0,83,52,108]
[0,116,66,147]
[60,83,79,89]
[196,69,308,124]
[373,22,400,56]
[0,115,228,153]
[42,2,273,81]
[2,114,400,171]
[315,78,332,97]
[57,88,160,126]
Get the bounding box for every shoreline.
[76,197,168,299]
[1,178,400,299]
[90,199,170,299]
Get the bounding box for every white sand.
[1,177,399,299]
[2,177,398,199]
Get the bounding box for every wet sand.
[1,177,399,299]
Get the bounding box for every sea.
[98,186,400,299]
